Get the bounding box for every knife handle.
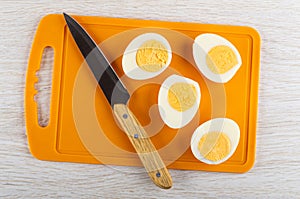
[113,104,172,189]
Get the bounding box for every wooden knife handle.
[113,103,172,189]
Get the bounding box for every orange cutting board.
[25,14,260,173]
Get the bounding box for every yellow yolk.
[198,132,231,162]
[168,83,197,112]
[136,40,168,72]
[206,45,238,74]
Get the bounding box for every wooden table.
[1,1,299,197]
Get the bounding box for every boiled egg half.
[122,33,172,80]
[191,118,240,165]
[158,75,201,129]
[193,33,242,83]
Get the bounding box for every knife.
[63,13,172,189]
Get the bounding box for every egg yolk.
[168,83,197,112]
[206,45,238,74]
[198,132,231,162]
[136,40,168,72]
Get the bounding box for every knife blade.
[63,13,172,189]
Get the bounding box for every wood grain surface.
[114,104,172,189]
[1,0,300,198]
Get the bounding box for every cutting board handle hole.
[34,46,54,127]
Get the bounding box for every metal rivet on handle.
[122,114,128,119]
[134,134,138,139]
[156,172,161,178]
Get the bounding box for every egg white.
[158,75,201,129]
[193,33,242,83]
[122,33,172,80]
[190,118,240,165]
